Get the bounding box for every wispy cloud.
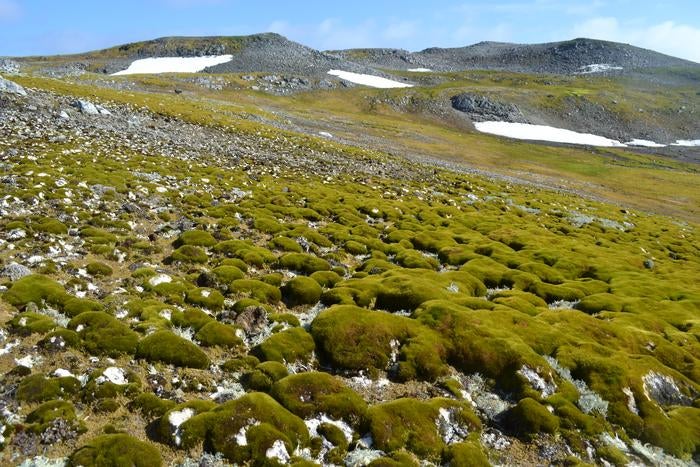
[572,17,700,62]
[0,0,20,20]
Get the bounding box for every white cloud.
[572,17,700,63]
[0,0,20,20]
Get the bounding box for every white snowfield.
[626,139,667,148]
[328,70,413,88]
[407,68,432,72]
[578,64,624,74]
[672,139,700,147]
[474,121,627,147]
[112,55,233,75]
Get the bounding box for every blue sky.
[1,1,699,61]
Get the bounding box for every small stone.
[643,259,654,269]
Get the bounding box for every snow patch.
[328,70,413,89]
[626,139,666,148]
[305,414,354,442]
[265,440,290,463]
[96,367,128,385]
[148,273,172,287]
[474,121,627,147]
[234,419,260,446]
[672,139,700,147]
[407,68,432,72]
[15,355,40,368]
[578,64,623,74]
[168,408,195,446]
[53,368,75,378]
[113,55,233,76]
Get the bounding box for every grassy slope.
[9,71,700,223]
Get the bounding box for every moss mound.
[311,305,449,381]
[230,279,281,303]
[69,434,162,467]
[136,331,210,369]
[368,398,480,460]
[175,230,217,247]
[171,245,208,263]
[3,274,69,309]
[68,312,139,356]
[195,321,242,348]
[179,392,309,463]
[503,398,560,439]
[282,276,322,307]
[252,327,315,363]
[271,372,367,426]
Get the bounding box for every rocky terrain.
[331,38,700,74]
[0,33,699,467]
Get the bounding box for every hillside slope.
[331,38,700,73]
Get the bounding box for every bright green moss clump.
[311,305,449,381]
[17,374,80,403]
[253,327,315,363]
[445,441,491,467]
[185,287,225,310]
[175,230,217,247]
[282,276,322,306]
[9,312,56,335]
[503,398,560,439]
[271,372,368,426]
[136,331,210,369]
[34,218,68,235]
[195,321,242,348]
[171,245,209,263]
[178,392,308,464]
[368,398,480,460]
[230,279,281,303]
[86,261,113,277]
[69,434,162,467]
[278,253,331,274]
[69,312,139,356]
[3,274,69,309]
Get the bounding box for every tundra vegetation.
[0,51,698,466]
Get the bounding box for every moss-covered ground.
[0,68,698,465]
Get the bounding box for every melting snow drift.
[474,121,627,147]
[407,68,433,72]
[328,70,413,88]
[578,64,624,74]
[626,139,667,148]
[113,55,233,75]
[672,139,700,147]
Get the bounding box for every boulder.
[0,76,27,96]
[1,263,32,281]
[451,93,524,123]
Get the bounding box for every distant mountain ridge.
[330,38,699,74]
[16,33,699,77]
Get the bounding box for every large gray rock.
[451,93,525,123]
[0,76,27,96]
[72,99,112,115]
[2,263,32,281]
